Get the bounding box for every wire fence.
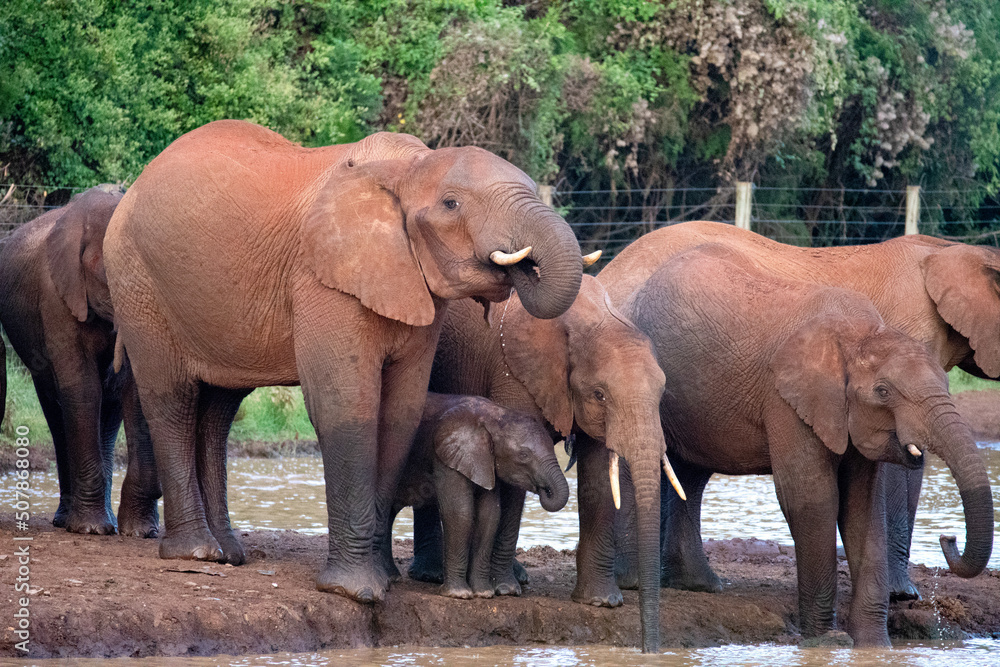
[2,183,999,264]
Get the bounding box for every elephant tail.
[113,334,125,374]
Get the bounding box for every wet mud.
[1,522,998,659]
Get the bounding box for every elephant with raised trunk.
[606,242,992,646]
[104,120,583,604]
[0,185,159,537]
[416,275,678,652]
[392,393,568,599]
[600,220,1000,600]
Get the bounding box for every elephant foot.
[212,529,247,565]
[492,569,522,596]
[159,530,224,561]
[52,500,71,528]
[661,563,723,593]
[316,561,387,603]
[614,559,639,591]
[65,506,118,536]
[473,587,495,599]
[799,630,855,648]
[513,558,530,586]
[439,582,474,599]
[571,579,623,608]
[408,557,444,584]
[887,568,921,601]
[117,503,160,538]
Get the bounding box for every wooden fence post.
[905,185,920,235]
[735,182,752,231]
[538,184,554,208]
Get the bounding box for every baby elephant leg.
[469,490,501,597]
[435,464,476,599]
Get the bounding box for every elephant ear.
[302,159,435,327]
[771,314,850,455]
[489,292,575,436]
[434,407,495,490]
[921,244,1000,378]
[45,206,89,322]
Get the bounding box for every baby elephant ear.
[921,244,1000,378]
[302,160,435,327]
[434,408,496,490]
[771,314,850,456]
[45,206,88,322]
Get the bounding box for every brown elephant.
[103,120,583,604]
[600,220,1000,599]
[610,242,992,646]
[391,393,568,600]
[0,186,159,536]
[417,275,677,652]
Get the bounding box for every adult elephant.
[600,220,1000,599]
[418,275,678,652]
[0,186,159,536]
[103,120,583,605]
[613,243,992,645]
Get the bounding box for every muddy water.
[26,639,1000,665]
[5,444,999,569]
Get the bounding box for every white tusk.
[582,250,603,267]
[609,451,621,510]
[907,444,922,457]
[490,246,532,266]
[662,453,687,501]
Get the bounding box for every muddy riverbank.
[1,520,998,659]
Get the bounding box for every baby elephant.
[394,393,569,599]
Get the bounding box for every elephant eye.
[443,199,459,210]
[875,385,890,399]
[594,389,606,402]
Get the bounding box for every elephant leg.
[140,374,221,561]
[770,424,840,640]
[435,465,475,599]
[838,454,890,647]
[295,309,387,603]
[408,503,444,583]
[118,371,161,538]
[31,372,72,527]
[571,433,623,608]
[489,482,526,596]
[660,460,720,592]
[196,384,252,565]
[885,460,922,601]
[470,490,501,598]
[56,360,117,535]
[613,456,638,590]
[373,341,439,583]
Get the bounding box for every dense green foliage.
[1,1,999,233]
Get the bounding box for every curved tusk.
[609,451,621,510]
[907,444,923,457]
[582,250,603,267]
[490,246,532,266]
[663,453,686,501]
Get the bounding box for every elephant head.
[45,185,125,323]
[302,132,583,327]
[773,309,994,578]
[491,275,672,650]
[433,398,569,511]
[921,243,1000,378]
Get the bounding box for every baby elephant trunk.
[536,457,569,512]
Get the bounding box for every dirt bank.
[2,519,998,659]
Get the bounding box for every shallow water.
[23,639,1000,666]
[4,443,999,569]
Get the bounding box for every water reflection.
[3,444,999,569]
[27,639,1000,666]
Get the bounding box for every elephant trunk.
[537,458,569,512]
[506,207,582,320]
[629,450,662,653]
[926,402,994,578]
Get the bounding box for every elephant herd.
[0,120,994,653]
